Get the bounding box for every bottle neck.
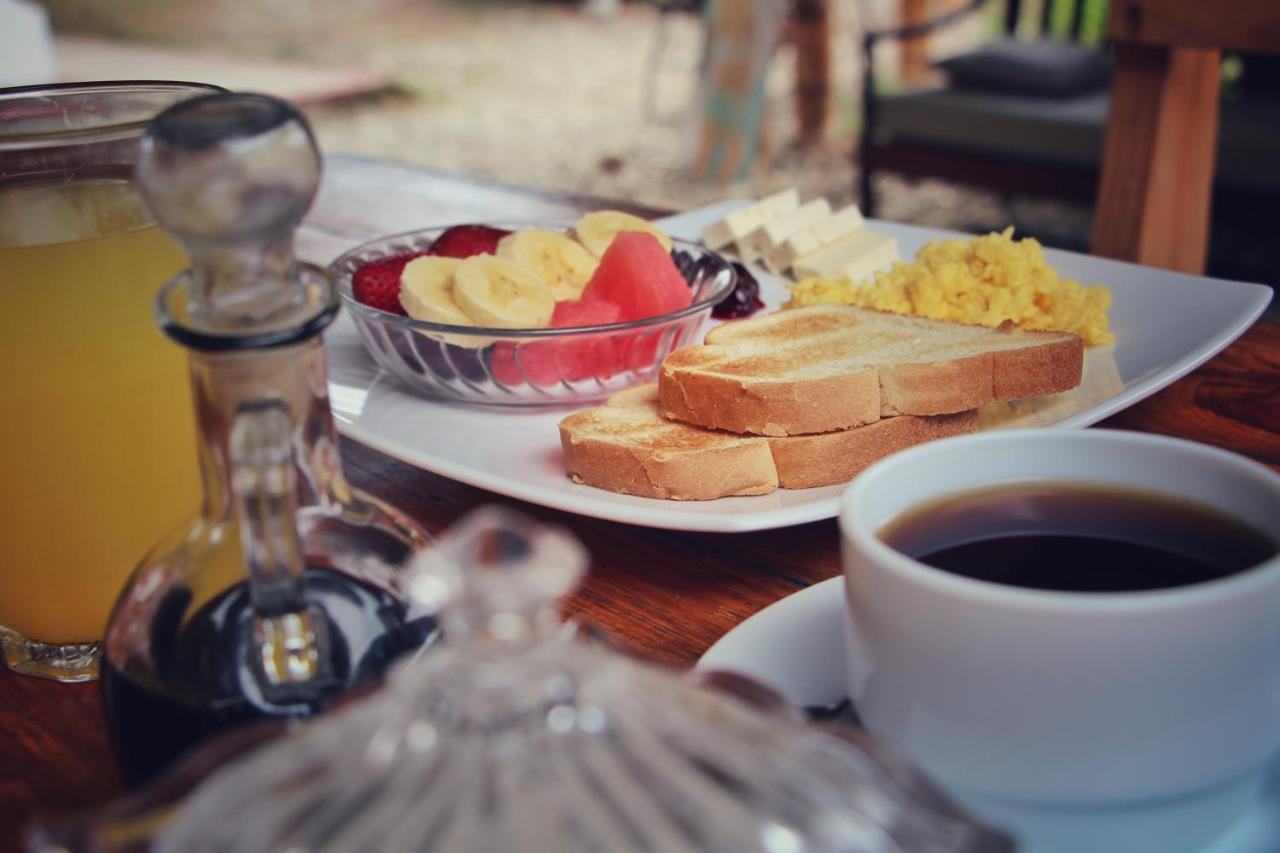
[189,336,351,525]
[185,237,314,334]
[183,335,346,697]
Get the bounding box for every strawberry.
[351,253,424,315]
[428,225,512,259]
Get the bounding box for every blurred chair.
[689,0,787,182]
[792,0,831,145]
[1090,0,1280,273]
[857,0,1280,275]
[859,0,1110,217]
[657,0,833,179]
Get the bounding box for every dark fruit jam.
[715,262,765,319]
[672,250,765,319]
[102,567,436,787]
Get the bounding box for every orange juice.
[0,179,201,644]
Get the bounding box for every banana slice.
[497,229,598,301]
[453,255,556,329]
[400,256,469,325]
[399,256,490,347]
[575,210,673,258]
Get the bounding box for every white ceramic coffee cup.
[838,429,1280,805]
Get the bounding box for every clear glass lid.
[47,508,1011,853]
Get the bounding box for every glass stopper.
[135,93,332,343]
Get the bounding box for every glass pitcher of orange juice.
[0,82,223,682]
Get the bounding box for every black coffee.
[879,483,1277,593]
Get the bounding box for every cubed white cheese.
[738,198,831,264]
[792,229,899,283]
[767,204,865,273]
[699,188,800,249]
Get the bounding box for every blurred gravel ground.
[304,3,847,212]
[298,2,1097,253]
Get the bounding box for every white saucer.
[697,577,1280,853]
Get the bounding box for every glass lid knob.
[409,507,588,642]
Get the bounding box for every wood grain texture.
[1,160,1276,852]
[1103,322,1280,471]
[901,0,932,83]
[1094,0,1280,273]
[791,0,831,143]
[1109,0,1280,53]
[1090,43,1220,273]
[0,676,117,846]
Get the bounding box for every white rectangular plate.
[323,202,1272,532]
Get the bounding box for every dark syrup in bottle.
[102,567,436,787]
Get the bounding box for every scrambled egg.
[786,228,1114,346]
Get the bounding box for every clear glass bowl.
[329,225,735,406]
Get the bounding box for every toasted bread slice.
[559,384,977,500]
[767,409,977,489]
[659,305,1082,436]
[558,385,778,500]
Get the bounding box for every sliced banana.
[400,256,469,325]
[496,228,599,301]
[575,210,673,258]
[453,255,556,329]
[399,256,489,347]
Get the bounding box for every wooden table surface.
[2,155,1277,848]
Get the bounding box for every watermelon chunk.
[579,232,693,321]
[490,342,555,387]
[551,298,621,329]
[550,299,624,380]
[489,232,694,388]
[617,326,668,373]
[490,299,625,386]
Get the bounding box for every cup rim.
[839,429,1280,614]
[0,80,228,150]
[0,79,224,98]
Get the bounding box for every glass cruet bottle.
[100,93,437,788]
